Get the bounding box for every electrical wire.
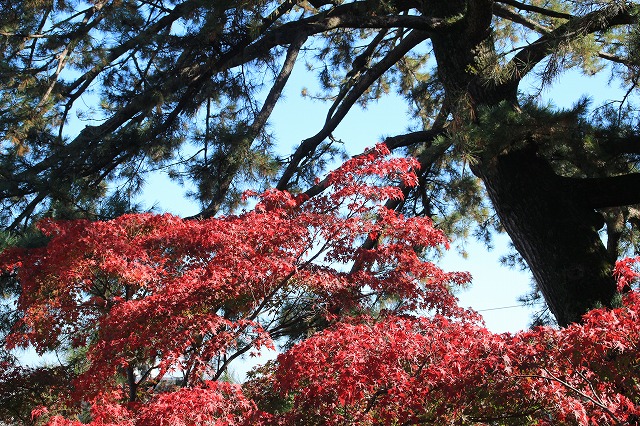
[475,304,534,312]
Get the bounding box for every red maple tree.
[1,145,638,425]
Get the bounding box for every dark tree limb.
[225,3,457,69]
[493,4,552,34]
[385,129,446,151]
[567,173,640,209]
[277,30,431,190]
[494,0,574,20]
[331,29,390,117]
[193,35,307,219]
[599,134,640,156]
[596,51,635,66]
[504,4,637,86]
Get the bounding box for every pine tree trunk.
[426,0,619,325]
[471,146,617,326]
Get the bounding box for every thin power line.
[475,304,530,312]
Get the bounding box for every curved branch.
[348,130,452,273]
[277,29,430,190]
[6,2,455,214]
[504,4,637,86]
[493,4,551,34]
[225,3,457,69]
[194,35,307,219]
[328,29,390,119]
[494,0,574,20]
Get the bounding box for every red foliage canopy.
[1,144,639,425]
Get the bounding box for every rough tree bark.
[472,147,617,326]
[427,0,621,325]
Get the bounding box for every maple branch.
[212,342,254,381]
[362,387,389,416]
[243,230,343,332]
[126,365,137,402]
[573,366,606,407]
[300,128,444,200]
[267,307,318,339]
[348,130,452,274]
[516,369,624,424]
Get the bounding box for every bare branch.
[567,172,640,209]
[493,4,551,34]
[277,30,431,190]
[495,0,574,20]
[194,35,307,219]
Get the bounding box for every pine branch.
[493,3,551,34]
[194,35,307,219]
[504,4,637,86]
[567,172,640,209]
[600,134,640,156]
[494,6,635,67]
[225,3,458,69]
[277,30,431,190]
[495,0,574,20]
[597,50,634,66]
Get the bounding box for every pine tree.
[1,0,639,326]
